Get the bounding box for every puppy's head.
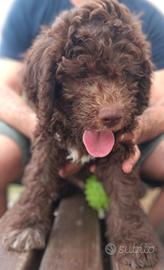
[24,0,152,155]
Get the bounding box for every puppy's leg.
[96,160,159,269]
[2,136,63,251]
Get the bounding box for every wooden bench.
[0,194,164,270]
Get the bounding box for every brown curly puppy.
[2,0,159,268]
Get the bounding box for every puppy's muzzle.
[98,106,122,127]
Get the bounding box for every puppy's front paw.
[116,241,159,269]
[2,227,46,251]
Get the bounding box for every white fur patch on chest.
[66,147,94,165]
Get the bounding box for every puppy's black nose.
[98,106,122,126]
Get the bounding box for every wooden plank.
[40,194,103,270]
[0,206,42,270]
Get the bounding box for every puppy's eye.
[72,36,83,46]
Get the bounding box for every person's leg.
[140,139,164,227]
[0,135,23,216]
[0,121,30,217]
[149,189,164,227]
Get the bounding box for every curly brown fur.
[2,0,159,268]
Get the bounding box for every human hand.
[28,112,38,142]
[59,136,141,179]
[122,144,141,173]
[59,163,82,178]
[119,118,143,174]
[59,147,140,178]
[59,148,140,178]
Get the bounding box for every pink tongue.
[83,130,115,158]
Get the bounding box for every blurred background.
[0,0,13,38]
[0,0,164,38]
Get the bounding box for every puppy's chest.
[54,132,94,165]
[66,147,94,165]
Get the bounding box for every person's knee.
[0,135,23,188]
[140,139,164,181]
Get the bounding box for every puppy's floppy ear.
[24,14,71,121]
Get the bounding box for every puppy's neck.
[66,146,94,165]
[54,132,94,165]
